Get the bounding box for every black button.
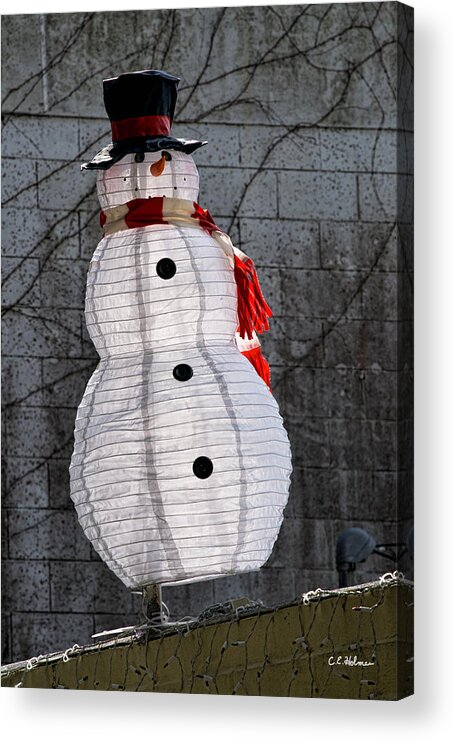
[156,258,176,279]
[135,152,145,163]
[173,364,193,382]
[193,457,213,479]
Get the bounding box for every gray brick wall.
[1,3,414,664]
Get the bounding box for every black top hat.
[81,69,207,170]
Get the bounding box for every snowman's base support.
[141,583,165,623]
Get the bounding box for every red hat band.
[111,114,172,142]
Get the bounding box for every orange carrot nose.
[150,154,166,177]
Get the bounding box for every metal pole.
[142,583,164,622]
[338,569,349,589]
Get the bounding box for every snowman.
[69,70,292,612]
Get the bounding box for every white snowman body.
[69,150,292,589]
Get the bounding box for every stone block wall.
[1,3,414,663]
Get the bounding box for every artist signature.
[328,655,375,667]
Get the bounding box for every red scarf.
[100,197,273,389]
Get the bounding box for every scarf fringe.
[234,254,273,340]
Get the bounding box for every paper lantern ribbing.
[69,70,292,592]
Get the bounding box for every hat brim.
[81,136,207,170]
